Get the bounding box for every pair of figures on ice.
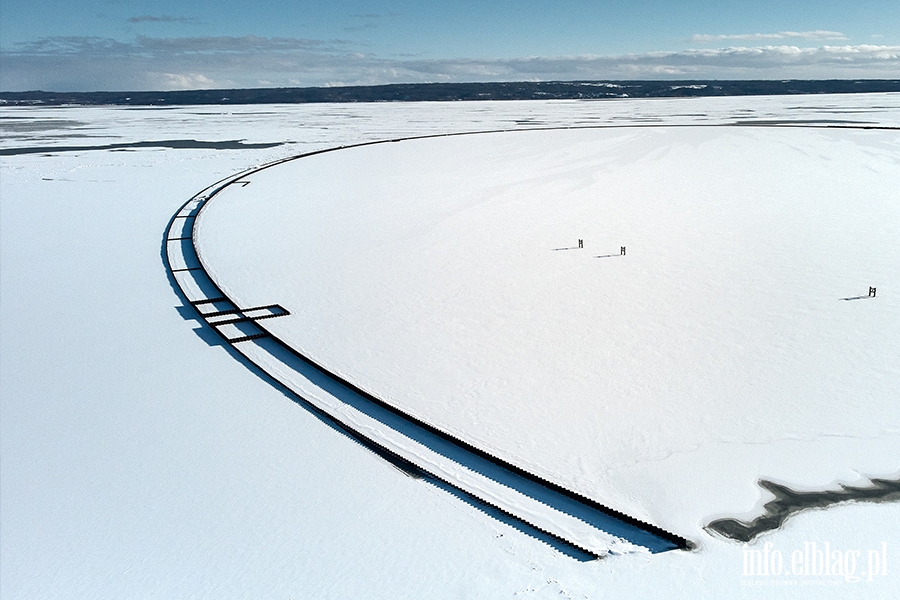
[577,239,625,255]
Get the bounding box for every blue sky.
[1,0,898,91]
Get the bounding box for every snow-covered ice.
[195,122,900,545]
[2,94,900,598]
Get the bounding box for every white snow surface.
[2,94,900,598]
[195,123,900,543]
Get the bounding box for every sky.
[1,0,898,91]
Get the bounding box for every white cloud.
[127,15,196,24]
[1,35,898,92]
[133,34,351,53]
[398,46,900,81]
[692,31,847,43]
[147,72,231,90]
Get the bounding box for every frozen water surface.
[195,124,900,544]
[2,94,899,598]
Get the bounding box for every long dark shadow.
[159,200,624,560]
[251,334,682,554]
[162,131,711,558]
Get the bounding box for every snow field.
[2,94,899,599]
[196,124,900,542]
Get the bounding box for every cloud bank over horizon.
[3,0,899,92]
[691,30,849,43]
[2,34,899,92]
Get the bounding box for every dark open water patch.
[707,476,900,543]
[734,119,878,126]
[0,139,284,156]
[0,119,88,133]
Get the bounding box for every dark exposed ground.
[2,80,899,106]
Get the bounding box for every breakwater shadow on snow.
[298,397,597,561]
[171,300,604,558]
[433,482,598,561]
[191,324,229,347]
[173,304,229,347]
[251,333,686,556]
[161,253,600,558]
[706,476,900,543]
[162,138,694,560]
[160,206,611,561]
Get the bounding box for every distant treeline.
[2,80,899,106]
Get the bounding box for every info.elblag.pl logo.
[742,541,889,585]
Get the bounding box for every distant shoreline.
[2,79,899,106]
